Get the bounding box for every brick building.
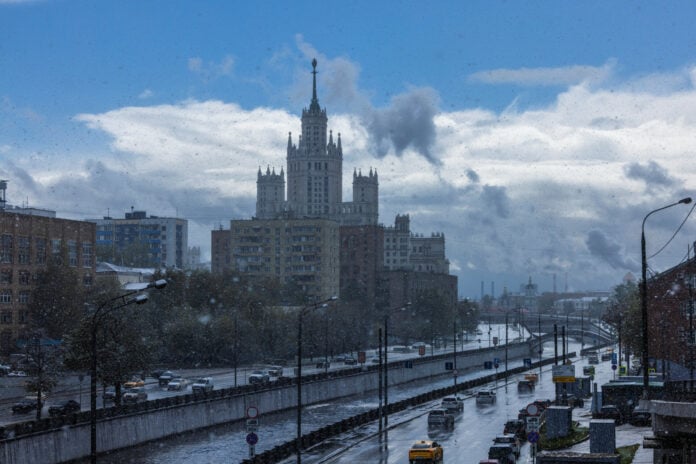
[0,208,96,352]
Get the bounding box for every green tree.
[28,260,85,340]
[604,281,641,355]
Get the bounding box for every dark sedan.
[48,399,81,416]
[12,399,39,414]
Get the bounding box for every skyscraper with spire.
[255,59,378,226]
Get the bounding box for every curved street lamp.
[641,197,692,401]
[90,278,167,464]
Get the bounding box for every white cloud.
[188,55,235,82]
[8,54,696,298]
[469,59,616,87]
[138,89,154,99]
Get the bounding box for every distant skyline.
[2,1,696,298]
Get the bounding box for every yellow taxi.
[408,440,443,464]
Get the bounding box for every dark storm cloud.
[466,169,480,183]
[624,161,675,188]
[585,229,639,271]
[364,87,440,165]
[480,185,510,218]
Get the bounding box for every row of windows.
[0,310,29,325]
[0,290,30,304]
[235,226,324,235]
[0,269,32,285]
[0,235,93,267]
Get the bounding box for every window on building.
[83,273,93,287]
[0,310,11,324]
[35,238,46,265]
[0,234,12,264]
[0,269,11,285]
[68,240,78,267]
[82,242,93,267]
[51,239,62,264]
[0,290,11,304]
[18,236,30,264]
[18,291,29,304]
[18,271,30,285]
[18,310,29,324]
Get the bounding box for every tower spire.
[310,58,320,111]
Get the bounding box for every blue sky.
[3,0,696,299]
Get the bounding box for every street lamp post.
[380,302,411,437]
[641,197,692,400]
[296,296,337,464]
[90,279,167,464]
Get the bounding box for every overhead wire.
[647,200,696,260]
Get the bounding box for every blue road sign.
[528,431,540,443]
[246,432,258,446]
[611,364,617,371]
[523,358,532,367]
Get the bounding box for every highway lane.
[314,346,619,464]
[87,338,565,463]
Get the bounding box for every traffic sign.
[445,361,454,370]
[246,406,259,418]
[246,432,258,446]
[526,404,540,416]
[611,364,617,371]
[528,431,540,443]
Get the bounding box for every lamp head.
[133,294,149,305]
[149,279,168,290]
[679,197,692,205]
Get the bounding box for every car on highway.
[503,419,526,440]
[167,377,190,391]
[408,440,443,464]
[123,387,148,403]
[440,396,464,412]
[102,387,119,401]
[158,370,176,387]
[517,379,535,393]
[315,360,330,369]
[476,389,497,405]
[48,399,81,416]
[12,398,39,414]
[266,365,284,377]
[124,376,145,388]
[488,443,515,464]
[249,370,270,385]
[191,377,214,393]
[493,434,521,458]
[427,408,454,429]
[587,352,599,364]
[7,370,27,377]
[343,357,357,365]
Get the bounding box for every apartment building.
[0,208,96,352]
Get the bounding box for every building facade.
[230,218,340,299]
[0,209,96,352]
[87,210,188,269]
[646,254,696,379]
